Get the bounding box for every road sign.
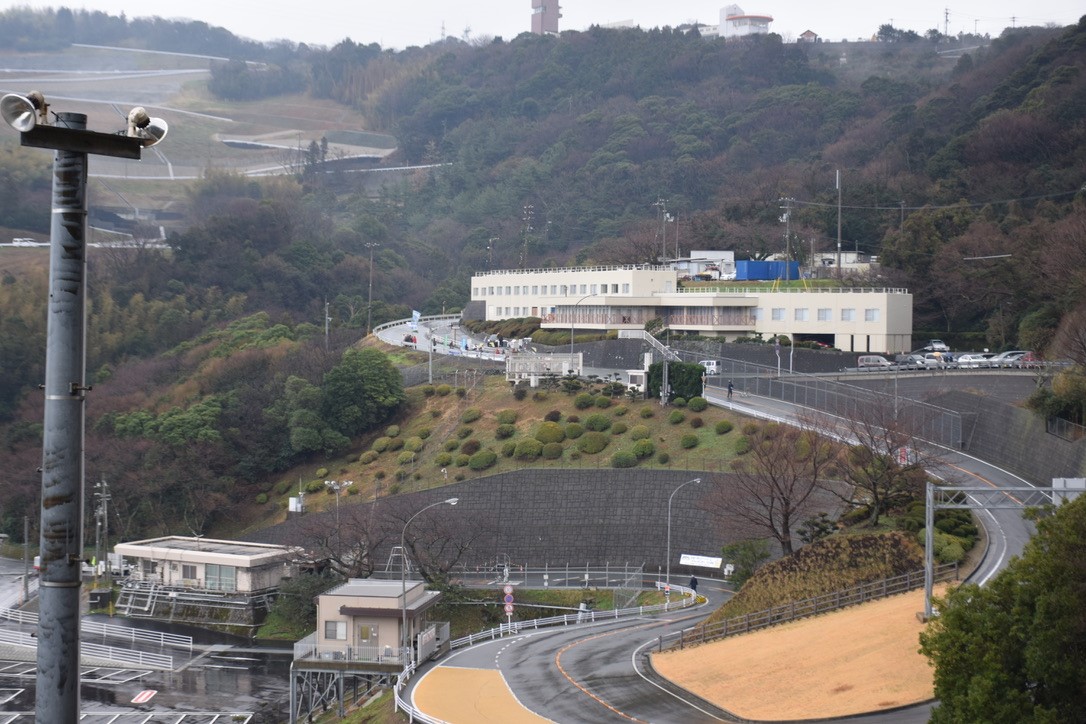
[504,593,514,604]
[131,690,157,704]
[504,603,514,614]
[503,584,513,595]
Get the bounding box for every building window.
[622,284,630,293]
[181,564,196,580]
[550,285,557,294]
[752,308,762,320]
[772,308,785,321]
[579,284,587,295]
[817,308,831,321]
[590,284,598,294]
[505,286,511,295]
[515,286,521,295]
[841,308,855,322]
[865,308,881,322]
[205,564,236,592]
[532,285,538,295]
[324,621,347,640]
[487,287,494,295]
[794,308,809,322]
[496,287,502,296]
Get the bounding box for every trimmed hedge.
[680,434,699,449]
[495,423,517,439]
[359,450,379,464]
[455,454,470,467]
[715,420,734,435]
[574,393,595,409]
[613,405,628,416]
[403,436,425,452]
[501,440,517,457]
[734,436,752,455]
[434,452,453,466]
[385,424,400,438]
[468,450,498,470]
[443,439,460,452]
[639,407,655,419]
[611,450,638,468]
[514,438,543,459]
[630,425,651,440]
[461,408,482,423]
[565,423,585,439]
[688,397,708,412]
[668,410,686,425]
[584,413,612,432]
[672,397,687,408]
[460,439,482,456]
[690,417,704,429]
[372,436,392,452]
[576,431,610,454]
[611,421,628,435]
[497,409,518,424]
[633,438,655,458]
[457,426,473,439]
[534,421,566,444]
[544,410,562,422]
[594,396,612,408]
[542,442,564,459]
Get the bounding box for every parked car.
[896,353,927,369]
[857,355,892,368]
[925,339,950,352]
[922,352,951,368]
[699,360,720,375]
[956,352,995,368]
[990,350,1028,368]
[1017,351,1043,369]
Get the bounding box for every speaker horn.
[126,106,168,148]
[1,91,48,132]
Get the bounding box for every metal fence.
[655,564,958,653]
[0,607,192,652]
[0,627,173,670]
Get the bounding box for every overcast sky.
[5,1,1082,49]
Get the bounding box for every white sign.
[1053,477,1085,504]
[679,554,724,569]
[503,584,513,595]
[504,603,514,614]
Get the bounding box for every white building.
[115,536,297,593]
[470,265,912,353]
[720,4,773,38]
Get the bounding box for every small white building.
[720,4,773,39]
[114,536,297,593]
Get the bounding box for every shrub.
[734,436,752,455]
[630,425,650,440]
[465,449,496,470]
[255,493,268,504]
[315,468,328,478]
[435,384,452,396]
[668,410,686,425]
[574,393,595,409]
[633,438,655,458]
[565,423,585,439]
[455,387,466,397]
[435,452,453,467]
[359,450,379,464]
[690,417,704,429]
[454,472,466,481]
[681,434,699,449]
[534,421,565,444]
[416,427,432,439]
[611,421,628,435]
[688,397,708,412]
[544,410,562,422]
[715,420,734,435]
[742,422,759,435]
[657,452,670,464]
[567,415,580,423]
[396,451,415,465]
[514,438,543,459]
[461,439,482,456]
[455,454,470,467]
[274,480,292,495]
[495,423,517,439]
[639,407,655,419]
[584,413,612,432]
[421,385,435,397]
[542,442,563,459]
[576,431,610,454]
[387,437,404,451]
[613,405,628,416]
[403,436,425,452]
[372,437,392,452]
[461,408,482,423]
[570,451,582,460]
[430,409,442,418]
[443,439,460,452]
[513,387,528,401]
[501,440,517,457]
[413,472,422,481]
[594,396,612,409]
[532,390,548,402]
[457,426,473,439]
[672,397,687,408]
[385,424,400,438]
[305,480,324,493]
[387,481,400,493]
[375,470,386,480]
[611,450,638,468]
[497,409,518,424]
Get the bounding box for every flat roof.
[118,536,287,557]
[326,579,419,598]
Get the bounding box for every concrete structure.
[531,0,561,35]
[720,4,773,39]
[115,536,297,593]
[471,265,912,353]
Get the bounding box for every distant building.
[799,30,820,43]
[531,0,561,35]
[720,4,773,38]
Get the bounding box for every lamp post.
[365,242,380,336]
[401,497,458,664]
[666,478,703,591]
[1,90,166,723]
[570,292,599,375]
[324,479,353,527]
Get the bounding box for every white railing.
[673,286,909,295]
[0,628,172,669]
[0,576,37,610]
[474,264,670,277]
[292,632,406,666]
[0,608,192,651]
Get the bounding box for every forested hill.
[1,11,1086,540]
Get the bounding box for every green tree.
[920,497,1086,723]
[720,539,771,588]
[319,348,404,437]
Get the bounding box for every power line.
[790,186,1082,213]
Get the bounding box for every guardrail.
[654,564,957,653]
[0,607,192,652]
[0,627,172,670]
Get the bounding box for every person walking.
[689,576,699,594]
[727,380,734,399]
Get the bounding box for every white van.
[857,355,892,368]
[699,360,719,375]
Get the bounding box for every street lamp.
[401,497,459,664]
[666,478,703,593]
[570,292,599,375]
[1,90,166,723]
[324,479,353,527]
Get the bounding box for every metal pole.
[924,481,934,619]
[22,516,28,604]
[666,478,701,589]
[401,498,458,663]
[37,111,89,723]
[366,242,379,336]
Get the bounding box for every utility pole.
[653,198,668,262]
[836,170,843,278]
[520,205,534,269]
[487,237,498,269]
[365,242,380,336]
[94,477,111,591]
[780,197,793,281]
[323,299,330,351]
[22,516,28,605]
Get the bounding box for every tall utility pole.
[487,237,498,269]
[365,242,380,336]
[323,299,330,351]
[653,198,668,262]
[520,204,534,269]
[836,170,843,278]
[780,197,793,281]
[94,477,111,591]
